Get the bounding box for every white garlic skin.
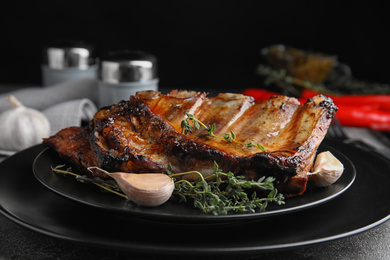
[107,172,175,207]
[308,151,344,187]
[0,96,51,151]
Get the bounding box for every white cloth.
[0,78,99,153]
[42,98,97,135]
[0,78,98,111]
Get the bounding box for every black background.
[1,1,389,93]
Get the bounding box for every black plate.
[0,140,390,254]
[32,144,355,223]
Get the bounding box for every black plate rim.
[1,199,389,254]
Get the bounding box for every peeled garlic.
[308,151,344,187]
[0,95,51,151]
[89,167,174,207]
[109,172,174,207]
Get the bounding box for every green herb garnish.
[51,162,284,215]
[167,162,284,215]
[181,113,266,152]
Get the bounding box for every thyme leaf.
[181,113,266,152]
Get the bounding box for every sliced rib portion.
[43,90,337,197]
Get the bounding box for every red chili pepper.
[300,89,322,99]
[336,104,390,131]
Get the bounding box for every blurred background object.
[261,44,336,84]
[257,44,390,97]
[98,50,158,107]
[1,1,389,94]
[42,41,96,86]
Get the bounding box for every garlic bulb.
[0,95,51,151]
[308,151,344,187]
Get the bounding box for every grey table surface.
[1,85,390,259]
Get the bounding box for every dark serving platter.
[0,140,389,254]
[32,143,355,223]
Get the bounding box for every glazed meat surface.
[43,90,337,197]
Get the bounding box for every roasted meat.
[43,90,337,197]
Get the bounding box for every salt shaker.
[42,45,96,86]
[97,50,159,108]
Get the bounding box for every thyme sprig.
[167,162,285,215]
[181,113,266,152]
[51,162,284,215]
[51,165,128,199]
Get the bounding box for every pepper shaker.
[42,44,96,86]
[97,50,159,108]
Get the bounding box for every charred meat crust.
[42,90,336,197]
[307,94,338,118]
[42,126,107,178]
[89,98,169,175]
[90,96,301,182]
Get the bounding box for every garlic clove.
[0,95,51,151]
[308,151,344,187]
[105,171,175,207]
